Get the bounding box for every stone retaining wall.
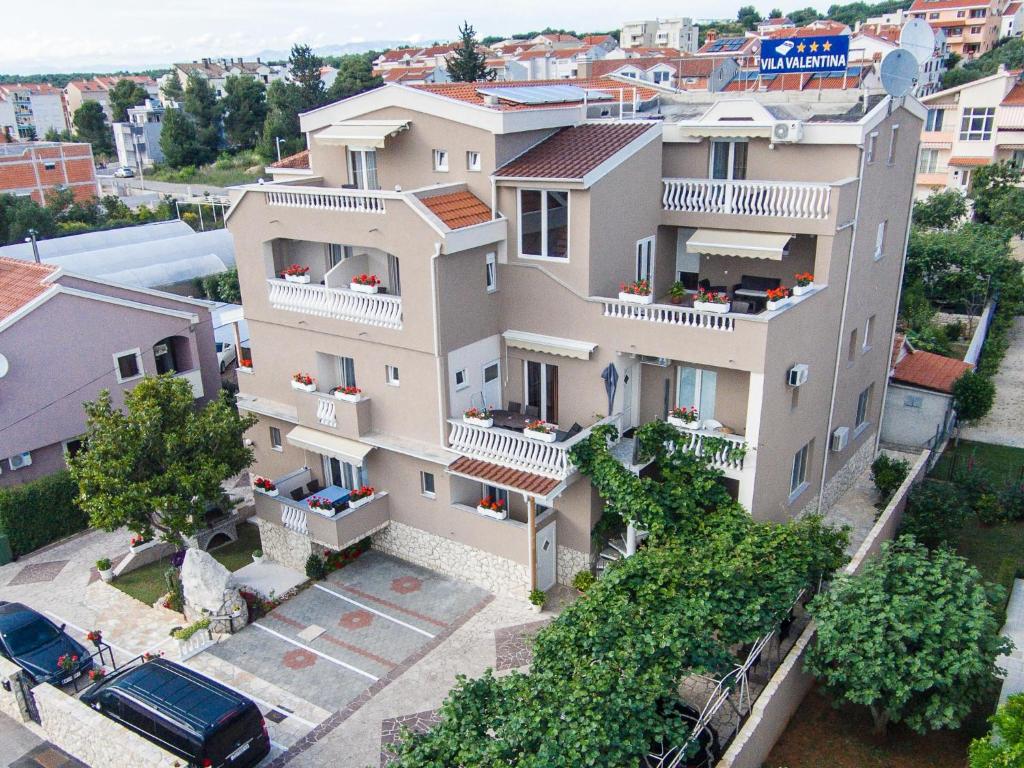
[256,517,327,573]
[557,545,589,587]
[797,433,877,519]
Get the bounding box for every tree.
[953,370,997,425]
[69,376,257,543]
[972,161,1024,224]
[0,193,56,244]
[970,692,1024,767]
[108,78,149,123]
[446,21,495,83]
[161,75,184,102]
[326,53,383,102]
[159,107,208,168]
[258,79,304,160]
[769,8,784,18]
[183,73,222,161]
[985,186,1024,238]
[788,7,823,24]
[912,189,968,229]
[806,536,1009,736]
[72,101,113,156]
[899,479,969,548]
[737,5,763,30]
[289,43,327,111]
[222,75,267,150]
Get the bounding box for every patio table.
[490,410,529,431]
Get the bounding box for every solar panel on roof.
[475,84,612,104]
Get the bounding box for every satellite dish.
[0,354,7,379]
[880,49,919,97]
[900,18,936,65]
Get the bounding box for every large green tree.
[161,74,184,102]
[972,161,1024,225]
[953,370,996,425]
[222,75,267,149]
[289,43,327,111]
[69,375,256,543]
[182,73,222,161]
[0,193,56,244]
[912,189,967,230]
[72,101,113,156]
[326,53,383,101]
[446,21,495,82]
[159,107,209,168]
[259,79,305,160]
[736,5,763,30]
[806,536,1009,736]
[970,692,1024,767]
[108,78,150,122]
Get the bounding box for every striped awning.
[286,426,373,466]
[315,120,410,148]
[502,330,596,360]
[687,229,792,260]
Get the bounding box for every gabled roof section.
[269,149,310,169]
[892,348,972,393]
[1002,83,1024,106]
[448,456,561,497]
[494,122,658,182]
[0,257,57,321]
[420,191,492,229]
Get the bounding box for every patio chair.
[523,405,540,420]
[290,488,305,501]
[507,400,522,414]
[306,479,323,495]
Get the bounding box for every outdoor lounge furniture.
[491,410,529,430]
[306,479,323,495]
[523,405,541,420]
[507,400,522,414]
[555,422,583,442]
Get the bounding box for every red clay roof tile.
[0,257,57,321]
[892,349,972,393]
[269,149,310,169]
[420,191,492,229]
[495,123,656,180]
[448,456,561,496]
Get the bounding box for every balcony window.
[525,360,558,423]
[676,366,716,421]
[635,236,654,282]
[970,8,985,17]
[325,456,367,489]
[114,348,143,383]
[317,352,356,392]
[482,484,509,508]
[519,189,569,260]
[918,148,940,174]
[710,139,747,180]
[347,148,379,190]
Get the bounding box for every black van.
[81,658,270,767]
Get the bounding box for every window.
[269,426,282,451]
[433,149,449,172]
[347,148,379,190]
[114,349,143,382]
[863,315,875,351]
[43,160,55,170]
[970,25,982,33]
[970,8,985,17]
[467,151,481,171]
[519,189,569,259]
[635,237,654,283]
[652,69,671,83]
[918,148,940,174]
[903,393,924,408]
[848,328,859,364]
[485,251,497,292]
[328,243,353,267]
[340,356,357,388]
[1012,149,1024,168]
[63,439,83,458]
[956,9,966,17]
[524,360,558,423]
[325,456,367,489]
[710,140,748,180]
[385,365,400,386]
[959,107,995,141]
[482,484,509,507]
[887,124,899,166]
[928,11,939,18]
[866,131,878,164]
[676,366,717,421]
[454,368,468,390]
[856,385,873,430]
[791,441,811,495]
[420,471,436,498]
[874,220,886,260]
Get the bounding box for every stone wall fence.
[715,448,931,768]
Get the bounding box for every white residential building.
[113,100,167,170]
[621,18,699,53]
[1003,2,1024,36]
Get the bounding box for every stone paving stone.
[9,743,88,768]
[378,709,441,767]
[494,618,550,671]
[7,560,69,586]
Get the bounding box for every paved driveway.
[962,316,1024,447]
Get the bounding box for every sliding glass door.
[524,360,558,424]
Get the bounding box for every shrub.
[0,470,89,557]
[96,558,111,571]
[999,482,1024,522]
[528,589,546,607]
[944,320,964,341]
[969,692,1024,767]
[171,616,211,641]
[900,480,969,548]
[974,492,1006,526]
[305,553,327,580]
[953,371,996,425]
[164,567,184,613]
[572,570,597,593]
[871,455,910,508]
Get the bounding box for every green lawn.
[112,523,261,607]
[145,165,261,188]
[957,518,1024,593]
[931,440,1024,483]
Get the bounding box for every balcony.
[293,389,372,440]
[600,299,737,332]
[671,426,748,473]
[252,466,390,550]
[262,185,396,214]
[267,277,402,329]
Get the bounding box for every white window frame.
[113,348,144,383]
[347,147,379,190]
[887,124,899,166]
[709,139,748,180]
[517,188,570,261]
[918,148,940,174]
[420,471,436,499]
[467,151,481,172]
[269,426,283,452]
[855,385,873,434]
[433,149,449,172]
[385,365,400,386]
[925,108,944,132]
[959,107,995,141]
[635,236,655,283]
[866,131,878,164]
[485,251,497,293]
[523,360,558,424]
[863,315,875,352]
[481,483,509,507]
[676,366,717,421]
[790,441,811,498]
[874,220,886,261]
[454,368,469,391]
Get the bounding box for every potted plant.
[349,486,376,509]
[524,419,557,443]
[129,533,154,553]
[281,264,311,283]
[88,668,107,682]
[476,496,507,520]
[528,589,546,614]
[238,357,253,372]
[57,653,78,677]
[618,279,653,305]
[291,372,316,392]
[307,496,336,514]
[332,385,363,402]
[765,286,791,311]
[667,406,699,430]
[253,476,278,497]
[350,274,382,294]
[793,272,815,296]
[463,407,493,428]
[252,549,264,565]
[694,288,730,314]
[669,281,687,305]
[96,558,113,583]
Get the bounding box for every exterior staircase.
[595,528,648,576]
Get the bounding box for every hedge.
[0,470,89,557]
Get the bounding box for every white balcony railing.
[600,299,735,332]
[280,503,309,535]
[672,427,748,470]
[263,185,392,213]
[267,278,402,330]
[316,396,337,428]
[662,178,832,220]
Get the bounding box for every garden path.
[961,317,1024,448]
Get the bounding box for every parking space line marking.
[312,584,435,639]
[332,583,449,628]
[250,622,378,682]
[44,611,137,658]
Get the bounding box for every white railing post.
[263,186,389,214]
[600,299,735,332]
[267,279,403,330]
[316,396,337,428]
[280,503,309,535]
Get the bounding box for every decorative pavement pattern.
[7,560,69,586]
[379,709,442,767]
[9,742,89,768]
[494,618,550,671]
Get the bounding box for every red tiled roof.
[765,21,851,37]
[948,155,992,166]
[696,37,760,55]
[381,66,437,83]
[892,349,972,393]
[584,35,616,45]
[1002,83,1024,105]
[536,34,581,43]
[379,48,420,63]
[411,77,661,110]
[910,0,990,10]
[448,456,560,496]
[1007,1,1023,13]
[495,123,656,180]
[0,257,57,321]
[420,191,492,229]
[269,149,310,169]
[590,56,718,78]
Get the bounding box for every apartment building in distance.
[173,58,288,98]
[113,100,168,170]
[915,66,1024,197]
[621,18,700,52]
[225,78,922,598]
[0,142,98,203]
[64,75,159,124]
[908,0,1004,59]
[0,84,68,140]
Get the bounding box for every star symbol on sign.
[822,40,832,51]
[797,42,806,52]
[809,41,819,52]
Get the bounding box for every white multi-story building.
[112,100,167,170]
[621,18,700,53]
[1002,1,1024,36]
[0,84,68,140]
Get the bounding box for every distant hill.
[249,41,408,63]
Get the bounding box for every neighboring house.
[852,24,949,96]
[0,84,68,139]
[373,44,492,76]
[858,8,910,27]
[530,33,584,49]
[513,47,605,80]
[486,58,529,82]
[581,56,739,92]
[582,35,620,53]
[223,78,921,598]
[64,75,159,124]
[1003,1,1024,36]
[0,220,235,294]
[881,334,972,449]
[908,0,1004,59]
[265,149,313,182]
[695,33,761,66]
[378,66,450,85]
[915,66,1024,198]
[0,141,98,204]
[0,257,219,486]
[112,99,168,170]
[174,58,287,98]
[319,65,338,90]
[757,17,795,35]
[621,19,699,52]
[0,99,16,142]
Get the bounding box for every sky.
[0,0,832,74]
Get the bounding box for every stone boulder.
[181,548,232,613]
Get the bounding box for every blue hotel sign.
[759,35,850,74]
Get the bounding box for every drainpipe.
[527,495,537,592]
[430,241,446,446]
[490,176,497,220]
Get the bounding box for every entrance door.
[535,522,557,591]
[481,359,501,411]
[621,362,639,430]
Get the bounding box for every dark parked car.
[0,602,93,685]
[82,658,270,767]
[643,697,720,768]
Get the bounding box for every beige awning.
[286,426,374,466]
[314,120,410,148]
[683,125,773,139]
[503,330,596,361]
[686,229,792,261]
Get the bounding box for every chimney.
[256,56,262,63]
[202,57,210,66]
[706,29,718,43]
[578,56,593,78]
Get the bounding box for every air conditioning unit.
[638,355,671,367]
[831,427,850,453]
[787,364,809,387]
[8,451,32,470]
[772,120,804,143]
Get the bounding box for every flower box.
[477,504,508,520]
[694,301,730,314]
[667,416,699,430]
[129,538,159,554]
[350,282,379,294]
[334,391,363,402]
[463,416,494,428]
[255,486,279,497]
[524,427,557,443]
[792,283,813,296]
[618,291,654,305]
[284,273,311,284]
[766,298,791,312]
[348,493,375,510]
[291,381,316,392]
